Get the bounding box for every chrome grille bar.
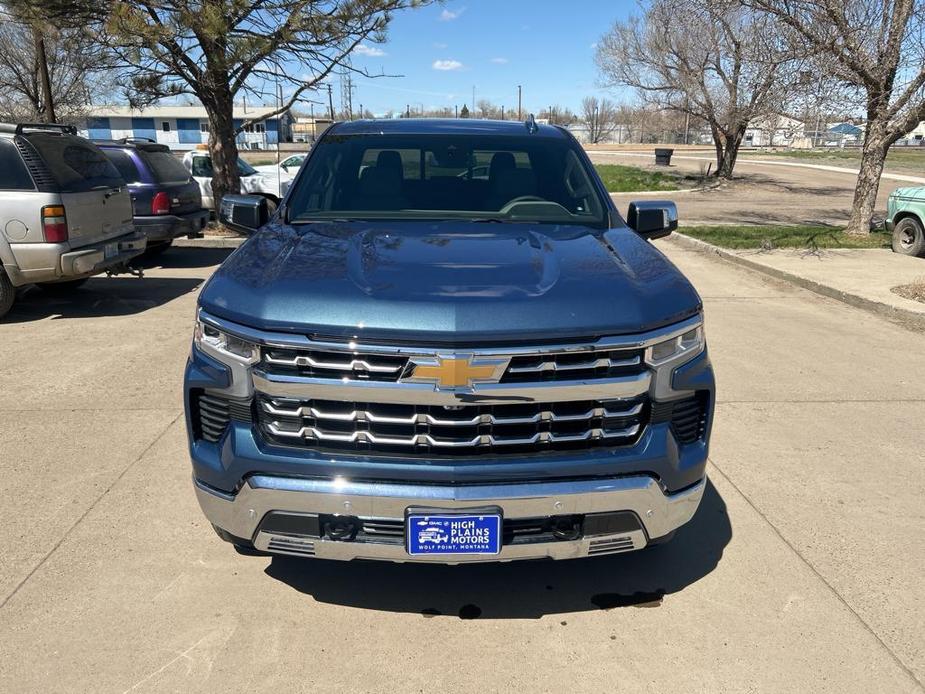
[507,355,641,374]
[267,421,641,449]
[261,399,644,426]
[264,352,403,374]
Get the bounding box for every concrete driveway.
[0,245,922,693]
[591,151,899,227]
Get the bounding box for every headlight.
[194,313,260,365]
[645,322,704,367]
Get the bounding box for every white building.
[76,105,293,150]
[744,114,804,147]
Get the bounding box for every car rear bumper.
[6,229,147,286]
[135,209,209,242]
[195,473,705,563]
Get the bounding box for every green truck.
[886,187,925,257]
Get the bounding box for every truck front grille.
[259,345,646,384]
[257,395,648,455]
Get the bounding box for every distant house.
[76,105,293,150]
[291,117,334,143]
[744,114,804,147]
[827,122,863,145]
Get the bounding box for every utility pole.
[406,104,410,118]
[32,26,56,123]
[310,103,316,142]
[327,84,334,120]
[500,105,504,120]
[455,104,458,118]
[517,85,522,121]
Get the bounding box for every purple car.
[95,138,209,256]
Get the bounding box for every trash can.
[655,148,674,166]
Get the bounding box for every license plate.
[104,242,119,259]
[407,513,502,556]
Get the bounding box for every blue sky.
[327,0,637,117]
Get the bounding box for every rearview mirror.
[626,200,678,240]
[219,194,268,235]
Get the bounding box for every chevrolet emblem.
[404,355,509,389]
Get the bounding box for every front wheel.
[892,217,925,257]
[0,269,15,319]
[36,277,89,294]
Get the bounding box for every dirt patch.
[892,278,925,303]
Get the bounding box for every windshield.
[286,133,607,227]
[190,155,258,177]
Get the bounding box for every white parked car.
[182,150,290,213]
[253,153,308,180]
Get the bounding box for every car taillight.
[152,191,170,215]
[42,206,68,243]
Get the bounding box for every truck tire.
[37,278,90,294]
[892,216,925,257]
[0,268,15,319]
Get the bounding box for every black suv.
[95,139,208,255]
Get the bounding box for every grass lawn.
[594,163,684,192]
[740,147,925,172]
[681,225,892,250]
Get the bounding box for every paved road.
[0,245,923,693]
[591,151,898,226]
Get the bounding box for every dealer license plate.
[406,513,502,556]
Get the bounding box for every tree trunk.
[715,126,746,179]
[202,85,241,211]
[32,25,56,123]
[845,137,887,236]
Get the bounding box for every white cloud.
[354,44,386,57]
[432,59,464,71]
[490,57,509,64]
[440,7,464,21]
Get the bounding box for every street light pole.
[517,85,522,121]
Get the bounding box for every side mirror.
[219,194,268,235]
[626,200,678,240]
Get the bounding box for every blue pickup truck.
[185,118,714,563]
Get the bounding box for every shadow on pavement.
[264,479,731,619]
[6,275,204,322]
[132,246,235,270]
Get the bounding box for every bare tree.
[14,0,433,207]
[0,8,114,122]
[743,0,925,234]
[596,0,802,178]
[580,97,619,143]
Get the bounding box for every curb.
[669,232,925,331]
[174,237,245,248]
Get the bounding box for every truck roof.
[329,118,568,139]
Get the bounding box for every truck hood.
[889,186,925,201]
[199,221,702,343]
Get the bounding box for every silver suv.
[0,123,146,318]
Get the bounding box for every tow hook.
[106,263,144,279]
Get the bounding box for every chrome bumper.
[195,474,706,563]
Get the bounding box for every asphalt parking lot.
[0,244,923,693]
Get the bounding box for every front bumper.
[135,209,209,242]
[195,473,706,563]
